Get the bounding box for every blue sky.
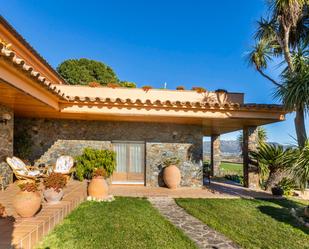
[1,0,307,144]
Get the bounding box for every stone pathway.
[148,197,241,249]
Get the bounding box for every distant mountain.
[203,140,240,155]
[203,140,293,156]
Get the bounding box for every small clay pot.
[163,165,181,189]
[44,188,64,204]
[88,177,108,199]
[13,191,41,218]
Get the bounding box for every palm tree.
[292,139,309,190]
[250,142,296,190]
[247,0,309,147]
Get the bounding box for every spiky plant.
[250,142,296,190]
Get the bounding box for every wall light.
[0,113,11,125]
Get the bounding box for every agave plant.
[250,143,296,190]
[292,140,309,190]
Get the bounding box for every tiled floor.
[110,180,274,199]
[0,180,87,249]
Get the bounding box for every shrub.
[278,178,296,196]
[163,157,180,167]
[120,81,136,88]
[18,182,38,192]
[225,174,244,185]
[75,148,116,181]
[43,173,67,192]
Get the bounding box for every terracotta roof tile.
[0,43,68,100]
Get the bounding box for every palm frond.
[247,40,274,69]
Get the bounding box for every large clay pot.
[216,91,227,104]
[305,206,309,218]
[44,188,64,204]
[13,191,41,218]
[163,165,181,189]
[88,177,108,199]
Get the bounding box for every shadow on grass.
[258,205,309,235]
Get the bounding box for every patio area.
[0,180,87,249]
[110,180,274,199]
[0,179,276,249]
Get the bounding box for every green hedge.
[75,148,116,181]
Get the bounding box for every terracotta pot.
[305,206,309,218]
[88,177,108,198]
[163,165,181,189]
[44,188,64,204]
[13,191,41,218]
[216,91,227,104]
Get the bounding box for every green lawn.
[220,162,243,176]
[176,198,309,249]
[37,197,197,249]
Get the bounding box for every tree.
[247,0,309,147]
[57,58,119,86]
[250,142,296,190]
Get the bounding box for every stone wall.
[15,118,203,187]
[0,105,13,188]
[146,143,202,187]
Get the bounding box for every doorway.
[112,141,145,184]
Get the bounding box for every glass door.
[112,142,145,183]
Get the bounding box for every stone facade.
[210,134,221,176]
[0,104,14,188]
[243,126,259,189]
[14,118,203,187]
[146,143,202,187]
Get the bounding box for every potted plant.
[176,86,185,90]
[215,89,228,104]
[163,157,181,189]
[43,172,67,204]
[13,182,41,218]
[88,82,101,88]
[192,87,206,93]
[271,185,284,196]
[142,85,152,92]
[88,168,109,199]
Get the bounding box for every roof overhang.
[0,16,289,136]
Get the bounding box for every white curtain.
[114,144,127,172]
[129,144,143,173]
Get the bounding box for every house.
[0,16,287,189]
